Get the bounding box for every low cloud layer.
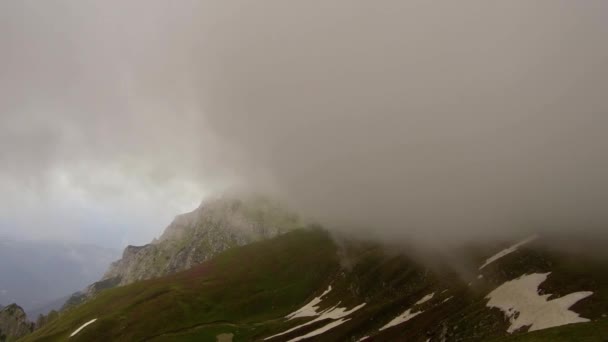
[197,1,608,245]
[2,1,608,247]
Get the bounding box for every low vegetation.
[21,229,608,341]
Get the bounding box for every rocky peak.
[98,195,300,288]
[0,304,34,341]
[121,245,149,259]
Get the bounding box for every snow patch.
[286,318,351,342]
[415,292,435,305]
[286,285,332,320]
[70,319,98,337]
[479,235,538,270]
[266,302,365,340]
[486,272,593,333]
[380,308,422,331]
[379,292,436,331]
[443,296,453,303]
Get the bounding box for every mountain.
[23,228,608,341]
[25,296,70,322]
[0,304,33,341]
[64,196,301,308]
[0,239,119,317]
[102,196,300,287]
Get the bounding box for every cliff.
[100,195,300,287]
[0,304,34,341]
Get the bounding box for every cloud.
[193,1,608,245]
[0,0,219,245]
[1,1,608,247]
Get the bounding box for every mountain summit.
[65,196,301,305]
[0,304,33,341]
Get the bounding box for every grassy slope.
[22,230,608,342]
[22,228,339,342]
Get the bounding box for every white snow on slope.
[415,292,435,305]
[286,285,332,319]
[379,308,422,331]
[379,292,436,331]
[286,318,351,342]
[479,235,538,270]
[70,318,98,337]
[486,272,593,333]
[266,302,366,340]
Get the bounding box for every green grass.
[21,229,608,342]
[22,228,338,341]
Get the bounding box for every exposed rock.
[74,196,300,300]
[35,310,59,330]
[0,304,34,341]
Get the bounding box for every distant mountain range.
[0,238,119,317]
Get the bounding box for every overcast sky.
[2,1,608,248]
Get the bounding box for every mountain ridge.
[22,228,608,341]
[61,196,302,310]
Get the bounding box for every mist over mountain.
[189,1,608,246]
[2,2,608,340]
[2,1,608,250]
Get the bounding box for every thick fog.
[2,1,608,247]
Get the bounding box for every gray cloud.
[0,0,219,245]
[193,1,608,245]
[2,1,608,247]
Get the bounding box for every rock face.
[0,304,34,341]
[101,195,299,287]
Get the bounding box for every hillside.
[63,196,301,308]
[103,196,300,287]
[22,228,608,341]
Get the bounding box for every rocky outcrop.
[34,310,59,330]
[92,195,300,291]
[0,304,34,341]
